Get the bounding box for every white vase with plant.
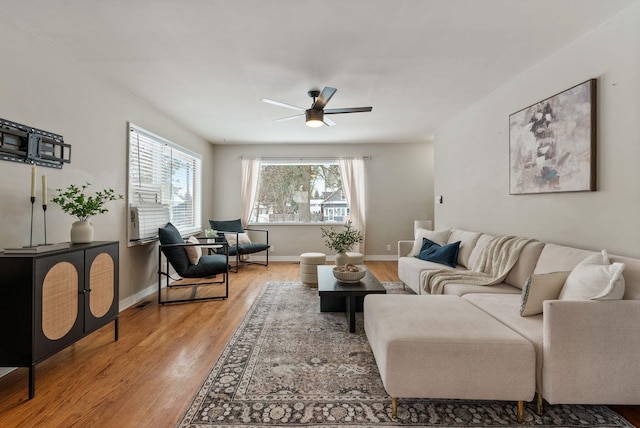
[52,182,123,243]
[320,220,363,266]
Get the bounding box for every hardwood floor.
[0,261,637,427]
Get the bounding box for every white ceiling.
[0,0,636,145]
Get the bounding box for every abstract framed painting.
[509,79,596,195]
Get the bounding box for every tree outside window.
[251,162,348,224]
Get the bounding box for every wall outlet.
[270,246,275,253]
[386,244,392,251]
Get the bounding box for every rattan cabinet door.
[84,243,119,333]
[33,251,84,360]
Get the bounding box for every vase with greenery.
[52,182,123,243]
[320,220,363,265]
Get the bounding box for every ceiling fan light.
[305,109,324,128]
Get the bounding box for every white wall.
[0,13,214,307]
[434,3,640,257]
[210,142,434,259]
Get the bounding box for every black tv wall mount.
[0,117,71,169]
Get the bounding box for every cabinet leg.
[114,317,119,341]
[28,365,35,399]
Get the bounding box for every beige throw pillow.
[408,228,451,257]
[558,250,626,301]
[520,271,570,316]
[224,232,252,247]
[184,236,202,265]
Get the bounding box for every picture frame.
[509,79,596,194]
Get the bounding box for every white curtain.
[240,158,261,227]
[339,158,366,253]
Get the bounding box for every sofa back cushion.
[503,241,545,289]
[468,234,495,270]
[533,243,597,275]
[446,229,481,268]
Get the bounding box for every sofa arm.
[398,240,414,258]
[543,299,640,404]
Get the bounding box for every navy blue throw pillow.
[416,239,461,268]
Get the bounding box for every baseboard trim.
[119,282,157,312]
[249,254,398,262]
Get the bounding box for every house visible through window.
[127,123,202,244]
[250,160,349,224]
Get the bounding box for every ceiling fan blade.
[274,113,304,122]
[323,116,337,127]
[261,98,305,111]
[312,87,337,110]
[324,106,373,115]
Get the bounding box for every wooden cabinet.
[0,241,119,398]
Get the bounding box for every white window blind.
[127,123,202,244]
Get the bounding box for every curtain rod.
[237,155,372,160]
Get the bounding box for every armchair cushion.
[182,254,229,278]
[229,242,270,256]
[158,222,190,275]
[209,219,244,233]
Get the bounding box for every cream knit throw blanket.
[420,235,536,295]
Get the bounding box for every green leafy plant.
[320,220,363,254]
[52,182,123,222]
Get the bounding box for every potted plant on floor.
[52,182,123,243]
[320,220,363,266]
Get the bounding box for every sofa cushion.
[559,250,626,301]
[533,243,597,274]
[520,271,570,316]
[503,240,545,289]
[399,256,462,294]
[447,229,481,268]
[417,239,460,268]
[184,235,202,265]
[463,293,544,393]
[442,282,521,297]
[407,228,451,257]
[468,233,495,271]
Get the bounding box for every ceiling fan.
[261,86,372,128]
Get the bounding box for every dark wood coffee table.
[317,265,387,332]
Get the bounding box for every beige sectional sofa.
[365,226,640,421]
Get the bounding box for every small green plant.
[52,182,123,222]
[320,220,363,254]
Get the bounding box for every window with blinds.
[127,123,202,244]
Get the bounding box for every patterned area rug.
[177,282,632,427]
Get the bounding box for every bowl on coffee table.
[333,264,366,283]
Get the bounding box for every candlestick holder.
[29,196,36,248]
[42,204,48,246]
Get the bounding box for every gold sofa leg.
[517,400,524,423]
[536,393,544,416]
[392,397,398,419]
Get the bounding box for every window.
[250,160,349,224]
[127,124,201,244]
